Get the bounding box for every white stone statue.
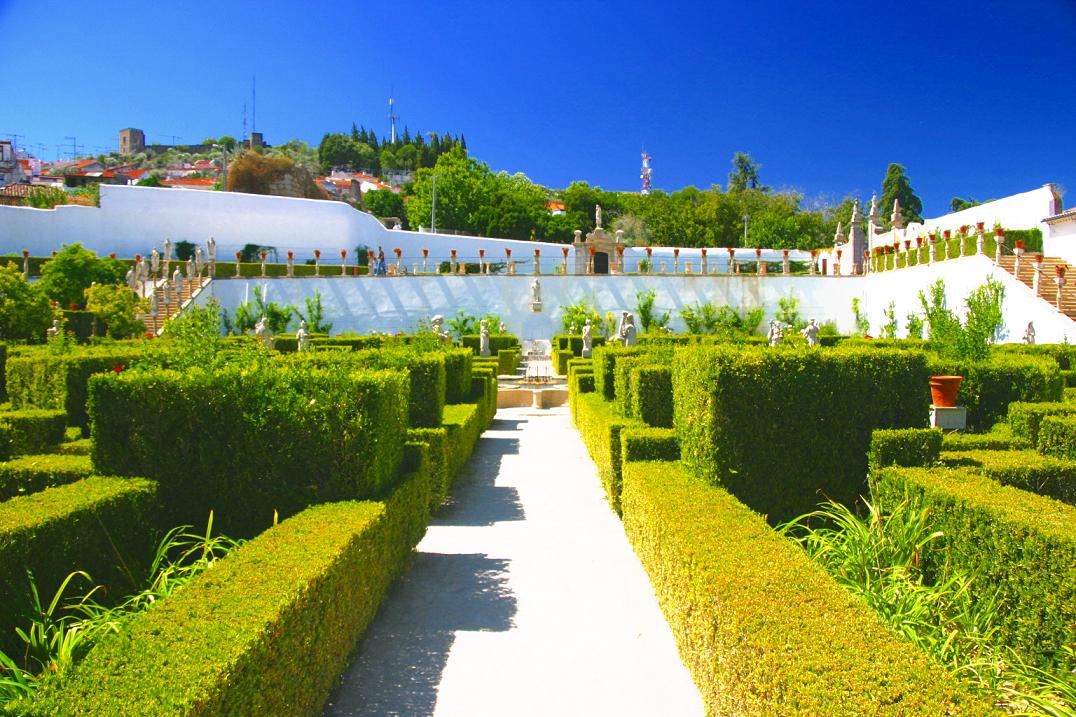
[531,277,541,304]
[570,322,577,335]
[621,313,637,347]
[296,319,310,352]
[162,278,172,304]
[768,320,784,347]
[479,319,491,357]
[582,319,593,358]
[499,321,507,334]
[150,249,160,276]
[1023,321,1036,345]
[431,315,449,344]
[616,311,628,342]
[194,245,205,275]
[254,315,274,349]
[185,257,195,280]
[46,319,61,339]
[595,204,603,229]
[801,318,819,348]
[125,266,136,290]
[148,291,158,315]
[207,237,216,261]
[134,259,146,287]
[163,238,172,262]
[172,268,184,296]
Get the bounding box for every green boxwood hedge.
[553,334,608,355]
[469,366,497,428]
[875,465,1076,670]
[628,364,672,428]
[56,437,91,456]
[443,403,482,478]
[675,346,930,523]
[572,392,643,513]
[941,448,1076,506]
[309,335,385,351]
[592,345,648,401]
[89,365,407,537]
[621,460,991,715]
[941,422,1030,452]
[6,347,151,434]
[0,476,159,657]
[0,342,7,401]
[461,334,519,356]
[1007,401,1076,447]
[442,348,474,404]
[13,447,430,717]
[0,453,93,501]
[553,349,573,376]
[1037,414,1076,465]
[620,427,679,463]
[868,428,942,470]
[409,426,450,508]
[497,347,520,376]
[0,409,67,460]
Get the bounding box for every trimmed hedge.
[928,355,1062,431]
[572,392,643,513]
[0,476,159,656]
[868,428,942,470]
[0,342,7,401]
[408,427,450,508]
[89,365,407,537]
[628,364,672,427]
[941,448,1076,506]
[553,334,608,355]
[497,347,520,376]
[0,453,94,501]
[941,422,1029,452]
[443,403,482,478]
[56,437,91,456]
[621,461,991,715]
[1038,414,1076,464]
[469,366,497,428]
[6,347,150,434]
[675,346,930,523]
[553,349,573,376]
[15,448,431,717]
[1007,400,1076,447]
[442,347,474,404]
[875,465,1076,670]
[592,345,649,401]
[461,334,519,356]
[621,427,679,463]
[0,409,67,460]
[309,335,385,351]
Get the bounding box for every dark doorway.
[594,251,609,274]
[821,258,828,275]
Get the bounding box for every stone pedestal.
[930,405,967,431]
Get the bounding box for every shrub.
[0,454,93,501]
[572,392,643,513]
[552,334,608,356]
[16,461,431,717]
[468,366,496,427]
[628,364,672,427]
[89,365,407,537]
[309,336,385,351]
[621,461,991,715]
[6,347,150,434]
[443,403,482,478]
[0,409,67,460]
[409,427,450,508]
[868,428,942,470]
[930,356,1062,431]
[460,334,519,356]
[442,347,474,404]
[874,465,1076,670]
[553,349,573,376]
[1007,401,1076,447]
[496,347,519,376]
[0,476,158,656]
[675,346,930,523]
[592,345,649,401]
[620,427,678,463]
[942,422,1029,452]
[941,448,1076,506]
[0,265,52,342]
[38,243,126,310]
[1037,414,1076,464]
[84,284,146,339]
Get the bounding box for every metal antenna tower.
[388,94,399,144]
[63,136,84,159]
[252,76,256,135]
[640,151,652,195]
[3,133,25,151]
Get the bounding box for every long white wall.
[0,184,809,272]
[194,254,1076,344]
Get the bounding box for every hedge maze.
[0,331,498,715]
[570,339,1074,715]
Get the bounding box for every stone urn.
[929,375,963,407]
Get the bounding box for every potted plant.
[929,375,963,407]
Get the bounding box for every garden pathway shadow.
[437,430,524,526]
[323,553,515,717]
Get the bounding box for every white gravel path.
[323,406,704,717]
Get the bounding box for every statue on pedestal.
[185,257,195,280]
[768,320,784,347]
[172,268,184,297]
[195,245,205,275]
[296,320,310,352]
[125,266,136,290]
[621,313,637,347]
[1023,321,1036,345]
[570,322,577,335]
[46,319,61,339]
[582,319,593,358]
[150,249,160,278]
[479,319,491,357]
[801,318,820,348]
[254,315,274,350]
[595,204,603,229]
[530,277,543,312]
[431,315,450,344]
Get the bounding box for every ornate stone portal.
[572,204,624,274]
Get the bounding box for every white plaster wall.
[1044,219,1076,266]
[0,184,810,273]
[193,255,1076,343]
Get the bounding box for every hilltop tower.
[640,152,652,195]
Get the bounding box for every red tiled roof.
[162,177,216,187]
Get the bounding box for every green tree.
[39,243,125,309]
[879,163,924,226]
[949,197,981,212]
[84,284,147,338]
[611,214,653,247]
[0,264,52,341]
[728,152,766,192]
[363,189,406,221]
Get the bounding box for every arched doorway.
[593,251,609,274]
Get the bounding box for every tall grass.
[781,497,1074,715]
[0,515,240,706]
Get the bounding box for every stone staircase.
[996,255,1076,320]
[137,275,212,336]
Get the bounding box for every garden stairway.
[996,255,1076,320]
[137,276,212,336]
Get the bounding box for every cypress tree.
[879,163,924,226]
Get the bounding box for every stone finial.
[834,221,846,245]
[891,198,905,229]
[850,200,862,225]
[868,193,879,222]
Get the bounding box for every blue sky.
[1,0,1073,216]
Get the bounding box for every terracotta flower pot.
[929,375,963,407]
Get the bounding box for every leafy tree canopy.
[880,163,924,226]
[0,264,52,341]
[39,243,126,309]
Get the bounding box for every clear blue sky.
[2,0,1074,216]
